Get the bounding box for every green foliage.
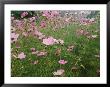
[11,11,37,19]
[86,11,100,19]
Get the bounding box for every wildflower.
[32,60,39,65]
[42,11,51,18]
[29,17,36,22]
[37,51,47,57]
[42,37,55,45]
[32,51,39,55]
[18,52,26,59]
[91,35,98,38]
[38,35,46,40]
[11,33,19,43]
[58,60,68,64]
[51,11,59,17]
[21,12,28,18]
[15,20,24,29]
[34,30,43,36]
[58,39,64,45]
[40,21,46,28]
[53,69,65,76]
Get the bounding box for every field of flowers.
[11,10,100,77]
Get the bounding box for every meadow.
[11,11,100,77]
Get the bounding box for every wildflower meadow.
[11,10,100,77]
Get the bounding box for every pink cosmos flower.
[42,37,56,45]
[18,52,26,59]
[21,12,28,18]
[32,51,39,55]
[11,33,19,43]
[58,60,68,65]
[42,11,51,18]
[40,21,46,28]
[38,35,46,40]
[15,20,24,29]
[34,30,43,36]
[42,11,59,19]
[29,17,36,22]
[51,11,59,17]
[33,60,39,64]
[53,69,65,76]
[37,51,47,57]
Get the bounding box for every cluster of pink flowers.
[14,20,24,29]
[40,21,46,28]
[42,11,59,19]
[30,48,47,57]
[80,18,95,25]
[29,17,36,22]
[34,30,46,40]
[11,32,19,43]
[21,12,28,18]
[42,37,64,46]
[34,30,64,45]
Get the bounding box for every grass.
[11,22,100,77]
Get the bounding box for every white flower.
[53,69,65,76]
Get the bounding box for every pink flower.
[42,11,59,18]
[21,12,28,18]
[38,35,46,40]
[37,51,47,57]
[34,30,43,36]
[18,52,26,59]
[42,11,51,18]
[11,33,19,43]
[32,51,39,55]
[33,60,39,64]
[29,17,36,22]
[40,21,46,28]
[58,60,68,64]
[53,69,65,76]
[51,11,59,17]
[42,37,55,45]
[15,20,24,29]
